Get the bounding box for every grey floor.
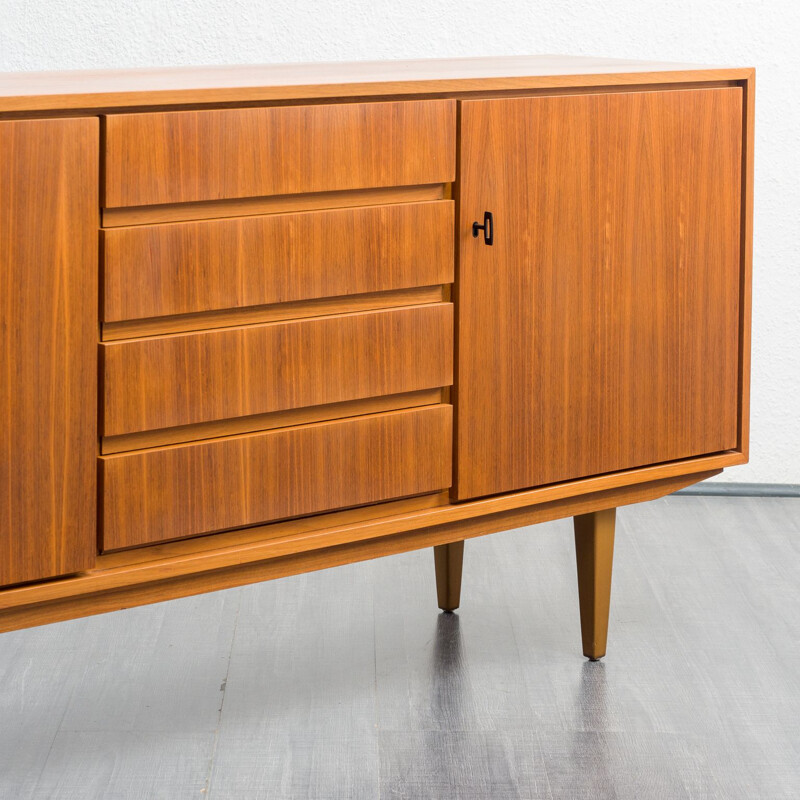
[1,495,799,799]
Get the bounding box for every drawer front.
[101,404,453,550]
[104,100,456,208]
[103,200,454,322]
[102,303,453,436]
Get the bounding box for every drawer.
[102,303,453,436]
[101,404,453,550]
[103,200,454,322]
[103,100,456,208]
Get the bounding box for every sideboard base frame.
[0,456,730,635]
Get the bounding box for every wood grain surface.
[101,404,453,550]
[0,55,752,113]
[103,100,456,207]
[103,200,454,321]
[0,118,98,587]
[102,303,453,436]
[455,87,744,499]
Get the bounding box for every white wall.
[2,1,798,484]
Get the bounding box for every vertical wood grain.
[0,117,98,586]
[455,88,744,499]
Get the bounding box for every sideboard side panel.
[737,73,755,459]
[0,117,99,586]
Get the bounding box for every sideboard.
[0,55,753,659]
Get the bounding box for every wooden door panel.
[455,88,743,500]
[0,118,98,585]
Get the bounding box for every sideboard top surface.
[0,54,753,113]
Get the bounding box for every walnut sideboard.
[0,55,753,659]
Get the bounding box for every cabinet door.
[455,88,743,500]
[0,118,98,585]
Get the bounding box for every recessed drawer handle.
[472,211,493,246]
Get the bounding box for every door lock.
[472,211,493,246]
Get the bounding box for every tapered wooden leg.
[573,508,616,660]
[434,540,464,612]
